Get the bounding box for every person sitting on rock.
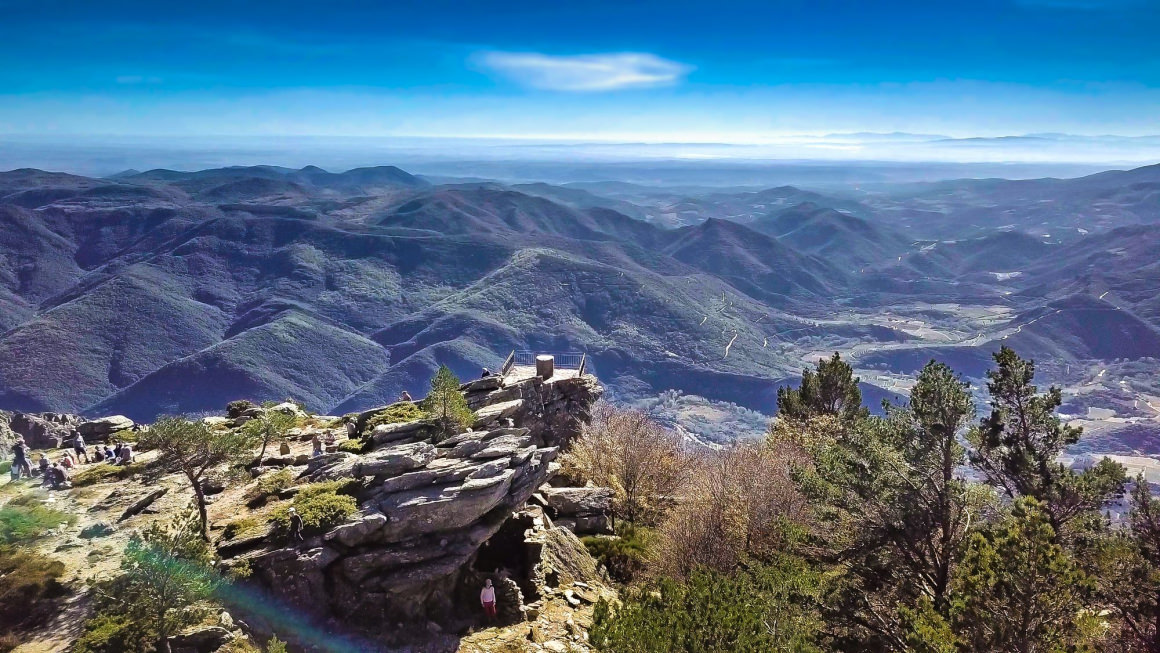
[73,433,90,464]
[112,441,123,460]
[103,445,115,460]
[92,447,104,463]
[38,453,50,476]
[399,390,413,402]
[59,454,75,471]
[278,440,291,456]
[480,579,497,621]
[288,507,304,543]
[47,463,69,490]
[118,443,134,465]
[481,368,493,378]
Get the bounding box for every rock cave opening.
[471,511,539,602]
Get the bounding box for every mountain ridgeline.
[1,162,1160,434]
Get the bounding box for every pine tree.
[968,346,1125,534]
[951,498,1099,652]
[777,352,867,423]
[1096,475,1160,651]
[79,512,219,653]
[141,417,260,540]
[779,361,981,649]
[422,365,474,439]
[244,408,297,462]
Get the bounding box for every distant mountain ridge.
[2,162,1160,424]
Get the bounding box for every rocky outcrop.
[0,411,134,451]
[77,415,135,441]
[460,372,602,448]
[224,372,603,630]
[2,411,82,449]
[538,487,613,535]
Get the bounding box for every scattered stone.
[563,589,581,607]
[200,478,226,495]
[79,522,116,539]
[119,487,168,522]
[169,626,233,653]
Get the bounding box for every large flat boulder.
[78,415,134,440]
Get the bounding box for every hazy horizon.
[4,0,1160,173]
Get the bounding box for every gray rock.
[325,512,388,548]
[376,469,516,542]
[119,487,168,522]
[226,372,606,629]
[369,420,428,447]
[472,399,523,428]
[540,486,614,517]
[79,522,116,539]
[354,442,436,478]
[303,452,356,477]
[169,626,233,653]
[77,415,134,439]
[460,375,503,393]
[7,412,81,449]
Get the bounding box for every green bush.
[71,462,146,487]
[221,516,263,541]
[72,613,150,653]
[363,402,426,431]
[337,438,366,454]
[271,481,358,534]
[0,496,76,543]
[0,461,11,475]
[590,557,825,653]
[109,428,137,443]
[247,468,296,506]
[582,523,653,584]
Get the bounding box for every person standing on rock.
[73,433,90,464]
[311,435,323,457]
[480,579,497,621]
[288,507,304,543]
[11,438,32,478]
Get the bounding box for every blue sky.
[1,0,1158,141]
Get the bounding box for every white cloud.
[475,51,692,92]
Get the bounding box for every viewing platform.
[501,350,587,383]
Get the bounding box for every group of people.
[8,434,135,490]
[310,432,337,457]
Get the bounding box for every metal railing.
[507,350,587,372]
[500,350,517,376]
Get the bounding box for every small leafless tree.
[650,440,811,579]
[563,402,692,525]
